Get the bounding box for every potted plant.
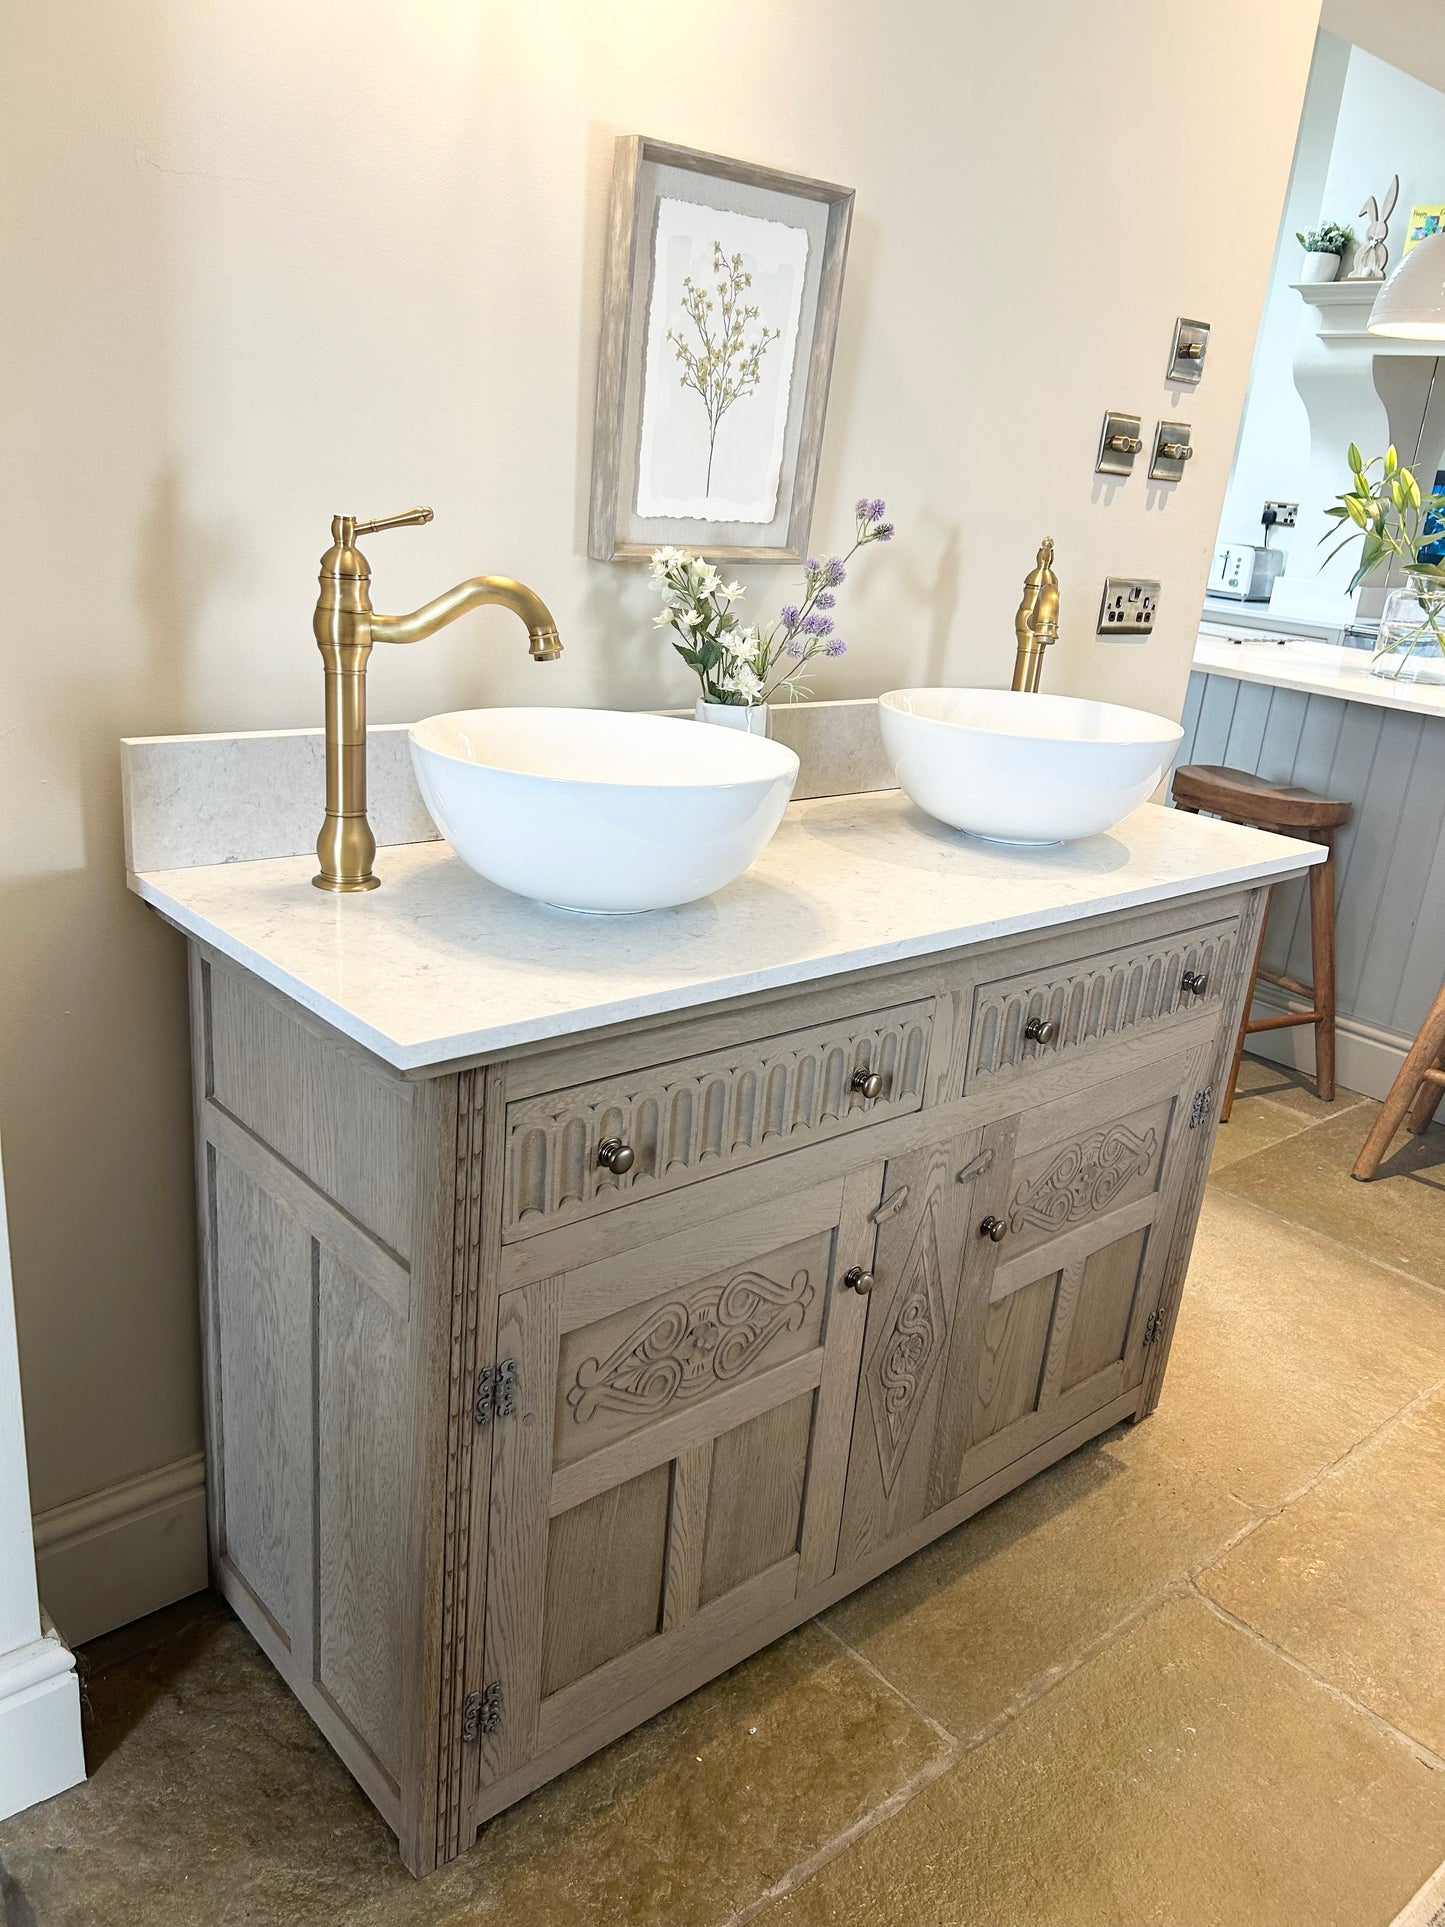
[1323,442,1445,683]
[649,499,895,733]
[1296,221,1354,284]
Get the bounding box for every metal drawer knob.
[597,1138,635,1175]
[844,1265,875,1294]
[1181,969,1208,996]
[979,1215,1008,1244]
[1024,1016,1056,1045]
[851,1068,885,1101]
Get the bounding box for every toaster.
[1209,543,1286,602]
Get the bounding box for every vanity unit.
[124,739,1317,1876]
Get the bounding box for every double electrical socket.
[1097,577,1160,637]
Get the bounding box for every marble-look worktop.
[1196,624,1445,718]
[130,789,1320,1073]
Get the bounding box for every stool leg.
[1308,836,1337,1103]
[1222,888,1271,1122]
[1352,977,1445,1180]
[1405,1045,1445,1134]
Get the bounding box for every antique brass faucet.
[1011,537,1060,693]
[312,507,562,892]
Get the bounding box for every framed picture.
[588,136,854,563]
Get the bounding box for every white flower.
[727,626,762,666]
[689,558,720,594]
[724,581,744,599]
[725,663,764,703]
[652,610,676,628]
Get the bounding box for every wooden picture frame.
[588,136,854,564]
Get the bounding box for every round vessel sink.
[409,708,799,912]
[878,688,1184,844]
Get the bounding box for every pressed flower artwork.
[588,138,853,562]
[636,200,808,525]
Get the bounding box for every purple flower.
[800,612,834,637]
[815,591,836,610]
[822,556,847,587]
[785,635,808,658]
[865,497,887,521]
[804,556,821,576]
[779,603,802,628]
[872,522,895,542]
[825,636,848,657]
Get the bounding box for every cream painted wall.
[1,1,1319,1592]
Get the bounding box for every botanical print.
[636,198,808,526]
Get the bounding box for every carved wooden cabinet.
[187,886,1262,1875]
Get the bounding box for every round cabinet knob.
[979,1215,1008,1244]
[597,1138,635,1175]
[1181,969,1208,996]
[844,1265,875,1294]
[1024,1015,1056,1046]
[851,1068,885,1101]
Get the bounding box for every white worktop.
[1195,624,1445,719]
[130,789,1320,1073]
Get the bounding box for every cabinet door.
[936,1044,1211,1504]
[474,1165,884,1787]
[835,1131,990,1572]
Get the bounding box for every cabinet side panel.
[207,959,414,1257]
[317,1248,407,1774]
[211,1152,310,1642]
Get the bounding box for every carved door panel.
[835,1131,992,1573]
[935,1044,1212,1505]
[472,1163,885,1791]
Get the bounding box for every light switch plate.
[1167,316,1210,384]
[1097,578,1160,636]
[1149,420,1194,482]
[1096,410,1144,477]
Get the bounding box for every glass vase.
[1370,574,1445,685]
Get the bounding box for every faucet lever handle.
[352,506,434,536]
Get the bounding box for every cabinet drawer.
[963,915,1240,1093]
[503,999,933,1241]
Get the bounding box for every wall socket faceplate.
[1263,500,1298,527]
[1097,578,1160,636]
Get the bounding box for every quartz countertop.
[1195,625,1445,718]
[129,789,1320,1073]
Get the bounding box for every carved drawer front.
[502,1000,933,1241]
[475,1170,882,1790]
[963,915,1239,1092]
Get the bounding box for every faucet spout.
[371,576,563,660]
[312,510,562,893]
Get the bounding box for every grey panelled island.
[123,740,1318,1876]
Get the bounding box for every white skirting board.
[32,1454,208,1648]
[0,1626,85,1821]
[1244,980,1427,1108]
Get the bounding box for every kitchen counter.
[130,787,1318,1072]
[1195,624,1445,718]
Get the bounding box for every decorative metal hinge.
[1143,1309,1162,1347]
[474,1359,518,1426]
[869,1182,911,1225]
[955,1149,995,1186]
[1188,1087,1213,1130]
[461,1680,503,1743]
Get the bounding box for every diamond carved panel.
[866,1198,948,1494]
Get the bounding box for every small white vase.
[694,697,770,737]
[1299,250,1341,284]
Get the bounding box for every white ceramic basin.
[878,688,1184,844]
[409,708,800,912]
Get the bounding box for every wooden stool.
[1171,764,1352,1120]
[1352,976,1445,1179]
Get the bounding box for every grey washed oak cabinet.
[187,882,1259,1875]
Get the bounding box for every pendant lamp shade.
[1369,230,1445,339]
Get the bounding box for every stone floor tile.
[1232,1052,1369,1122]
[1144,1191,1445,1509]
[0,1607,943,1927]
[1212,1102,1445,1289]
[1209,1090,1312,1173]
[1200,1388,1445,1756]
[765,1594,1445,1927]
[823,1420,1253,1738]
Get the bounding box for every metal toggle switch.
[1150,420,1194,482]
[1096,410,1144,477]
[1167,317,1211,384]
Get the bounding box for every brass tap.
[1011,537,1060,694]
[312,507,562,892]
